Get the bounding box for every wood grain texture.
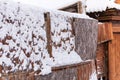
[0,61,95,80]
[113,27,120,32]
[36,61,93,80]
[108,33,119,80]
[74,19,98,60]
[59,1,82,13]
[44,12,52,57]
[98,16,120,21]
[97,22,113,44]
[96,43,108,79]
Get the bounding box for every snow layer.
[12,0,120,13]
[12,0,81,9]
[0,0,52,75]
[50,11,83,66]
[90,71,98,80]
[0,0,83,75]
[86,0,120,12]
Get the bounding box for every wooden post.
[71,18,76,36]
[77,1,83,14]
[44,12,52,57]
[108,41,116,80]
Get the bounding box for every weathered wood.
[44,12,52,57]
[0,61,94,80]
[87,9,120,21]
[59,1,82,13]
[98,23,107,43]
[37,61,93,80]
[74,18,98,60]
[96,43,108,79]
[115,0,120,4]
[104,23,113,40]
[59,3,78,13]
[113,27,120,32]
[52,61,91,71]
[98,23,113,44]
[98,16,120,21]
[108,34,118,80]
[77,1,82,14]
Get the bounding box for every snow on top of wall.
[11,0,90,19]
[86,0,120,12]
[12,0,120,13]
[12,0,81,9]
[50,11,83,66]
[0,0,83,75]
[0,0,53,75]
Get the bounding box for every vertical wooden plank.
[109,33,120,80]
[77,65,82,80]
[29,72,35,80]
[104,22,113,40]
[71,18,75,36]
[77,1,82,14]
[74,19,98,60]
[108,40,116,80]
[0,65,2,79]
[98,22,113,44]
[44,12,52,57]
[98,23,106,43]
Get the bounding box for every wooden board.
[98,23,113,44]
[74,19,98,60]
[109,33,120,80]
[0,61,95,80]
[59,1,82,14]
[96,43,108,79]
[113,27,120,32]
[44,12,52,57]
[98,16,120,21]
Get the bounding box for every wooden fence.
[0,60,96,80]
[96,23,113,80]
[0,1,98,80]
[0,14,98,80]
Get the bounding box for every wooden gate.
[96,23,113,80]
[109,23,120,80]
[0,61,96,80]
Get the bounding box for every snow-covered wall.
[0,0,85,76]
[0,0,53,75]
[50,12,81,66]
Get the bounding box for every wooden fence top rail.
[52,61,91,71]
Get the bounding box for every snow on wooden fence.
[0,0,98,80]
[0,60,97,80]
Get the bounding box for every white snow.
[90,70,98,80]
[11,0,120,13]
[0,0,84,76]
[50,11,83,66]
[86,0,120,12]
[12,0,81,9]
